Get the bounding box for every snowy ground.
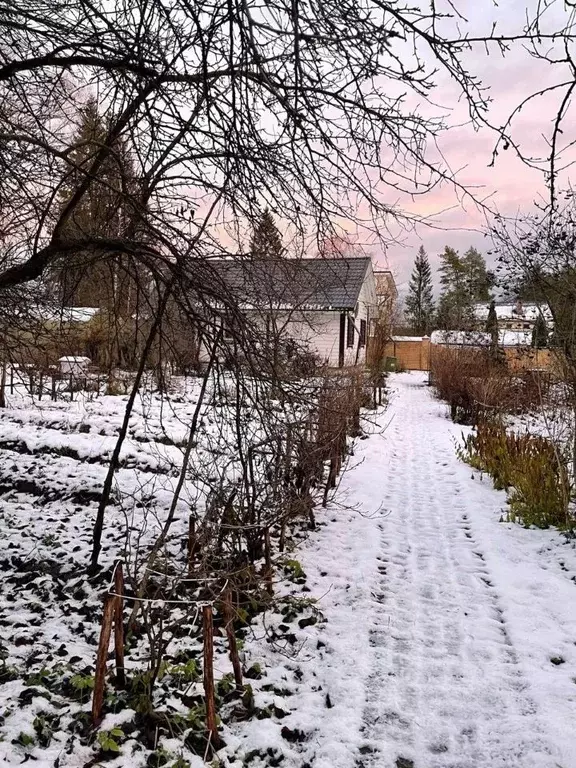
[269,372,576,768]
[2,371,576,767]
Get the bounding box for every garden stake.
[92,594,115,725]
[114,561,126,688]
[187,514,197,575]
[222,589,243,690]
[202,605,221,751]
[264,528,273,596]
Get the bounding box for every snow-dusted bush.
[459,420,571,528]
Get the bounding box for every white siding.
[283,311,342,366]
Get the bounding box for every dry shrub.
[431,347,545,424]
[459,420,571,528]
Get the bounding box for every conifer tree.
[53,97,142,312]
[436,245,493,330]
[250,208,284,259]
[404,245,435,335]
[485,299,499,358]
[463,246,494,302]
[532,314,549,348]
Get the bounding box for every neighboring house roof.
[35,306,100,324]
[431,330,534,347]
[208,256,372,311]
[391,336,426,342]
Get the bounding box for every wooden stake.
[187,515,198,576]
[202,605,221,751]
[264,528,273,596]
[114,562,126,688]
[92,595,115,725]
[221,590,243,690]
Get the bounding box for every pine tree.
[532,314,548,348]
[250,208,284,259]
[404,246,435,335]
[463,246,494,302]
[437,246,472,330]
[437,245,493,330]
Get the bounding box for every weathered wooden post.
[202,605,221,751]
[221,589,243,690]
[114,562,126,688]
[264,528,273,596]
[92,596,115,725]
[187,515,198,576]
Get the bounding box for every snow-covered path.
[287,372,576,768]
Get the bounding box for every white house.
[431,329,535,348]
[474,300,552,331]
[202,257,379,367]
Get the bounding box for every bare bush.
[431,346,545,425]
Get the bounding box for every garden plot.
[4,372,576,768]
[0,376,321,768]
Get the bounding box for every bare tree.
[0,1,575,301]
[493,196,576,479]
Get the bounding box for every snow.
[499,329,534,346]
[431,329,535,347]
[263,372,576,767]
[1,372,576,766]
[475,303,552,323]
[58,356,91,363]
[45,306,100,324]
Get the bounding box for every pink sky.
[377,1,576,294]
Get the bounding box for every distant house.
[372,269,398,328]
[474,300,551,332]
[201,257,379,368]
[59,356,91,376]
[430,330,535,348]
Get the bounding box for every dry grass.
[458,420,571,528]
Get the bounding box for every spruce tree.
[405,245,435,335]
[250,208,284,259]
[485,299,499,358]
[532,314,548,348]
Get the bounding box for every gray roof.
[207,257,371,311]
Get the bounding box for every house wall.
[282,311,342,366]
[198,263,379,369]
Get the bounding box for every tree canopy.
[437,246,494,330]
